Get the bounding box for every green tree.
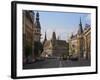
[34,42,43,57]
[25,44,32,58]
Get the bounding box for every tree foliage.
[34,41,43,57]
[25,44,32,57]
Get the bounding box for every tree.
[34,41,43,57]
[25,44,32,58]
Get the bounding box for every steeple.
[36,12,39,21]
[78,17,83,35]
[51,31,56,46]
[35,12,41,28]
[44,32,47,41]
[79,17,82,27]
[52,31,56,40]
[43,32,47,45]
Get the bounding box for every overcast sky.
[34,11,91,42]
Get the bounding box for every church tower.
[77,17,84,58]
[51,31,56,47]
[52,31,56,41]
[35,12,41,29]
[34,12,41,42]
[43,32,47,45]
[78,17,83,35]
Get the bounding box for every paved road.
[23,58,90,69]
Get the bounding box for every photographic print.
[11,1,98,79]
[23,10,91,69]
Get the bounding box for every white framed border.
[11,1,98,79]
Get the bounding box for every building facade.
[69,18,91,60]
[83,24,91,60]
[69,34,79,58]
[23,10,41,64]
[42,31,69,58]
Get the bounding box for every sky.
[34,11,91,41]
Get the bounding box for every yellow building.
[83,24,91,60]
[69,34,79,58]
[69,18,91,60]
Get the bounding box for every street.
[23,58,91,69]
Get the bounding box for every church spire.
[52,31,56,40]
[43,31,47,45]
[79,17,82,27]
[36,12,39,21]
[78,17,83,35]
[35,12,41,28]
[44,31,47,41]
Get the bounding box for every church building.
[42,31,69,58]
[69,18,91,60]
